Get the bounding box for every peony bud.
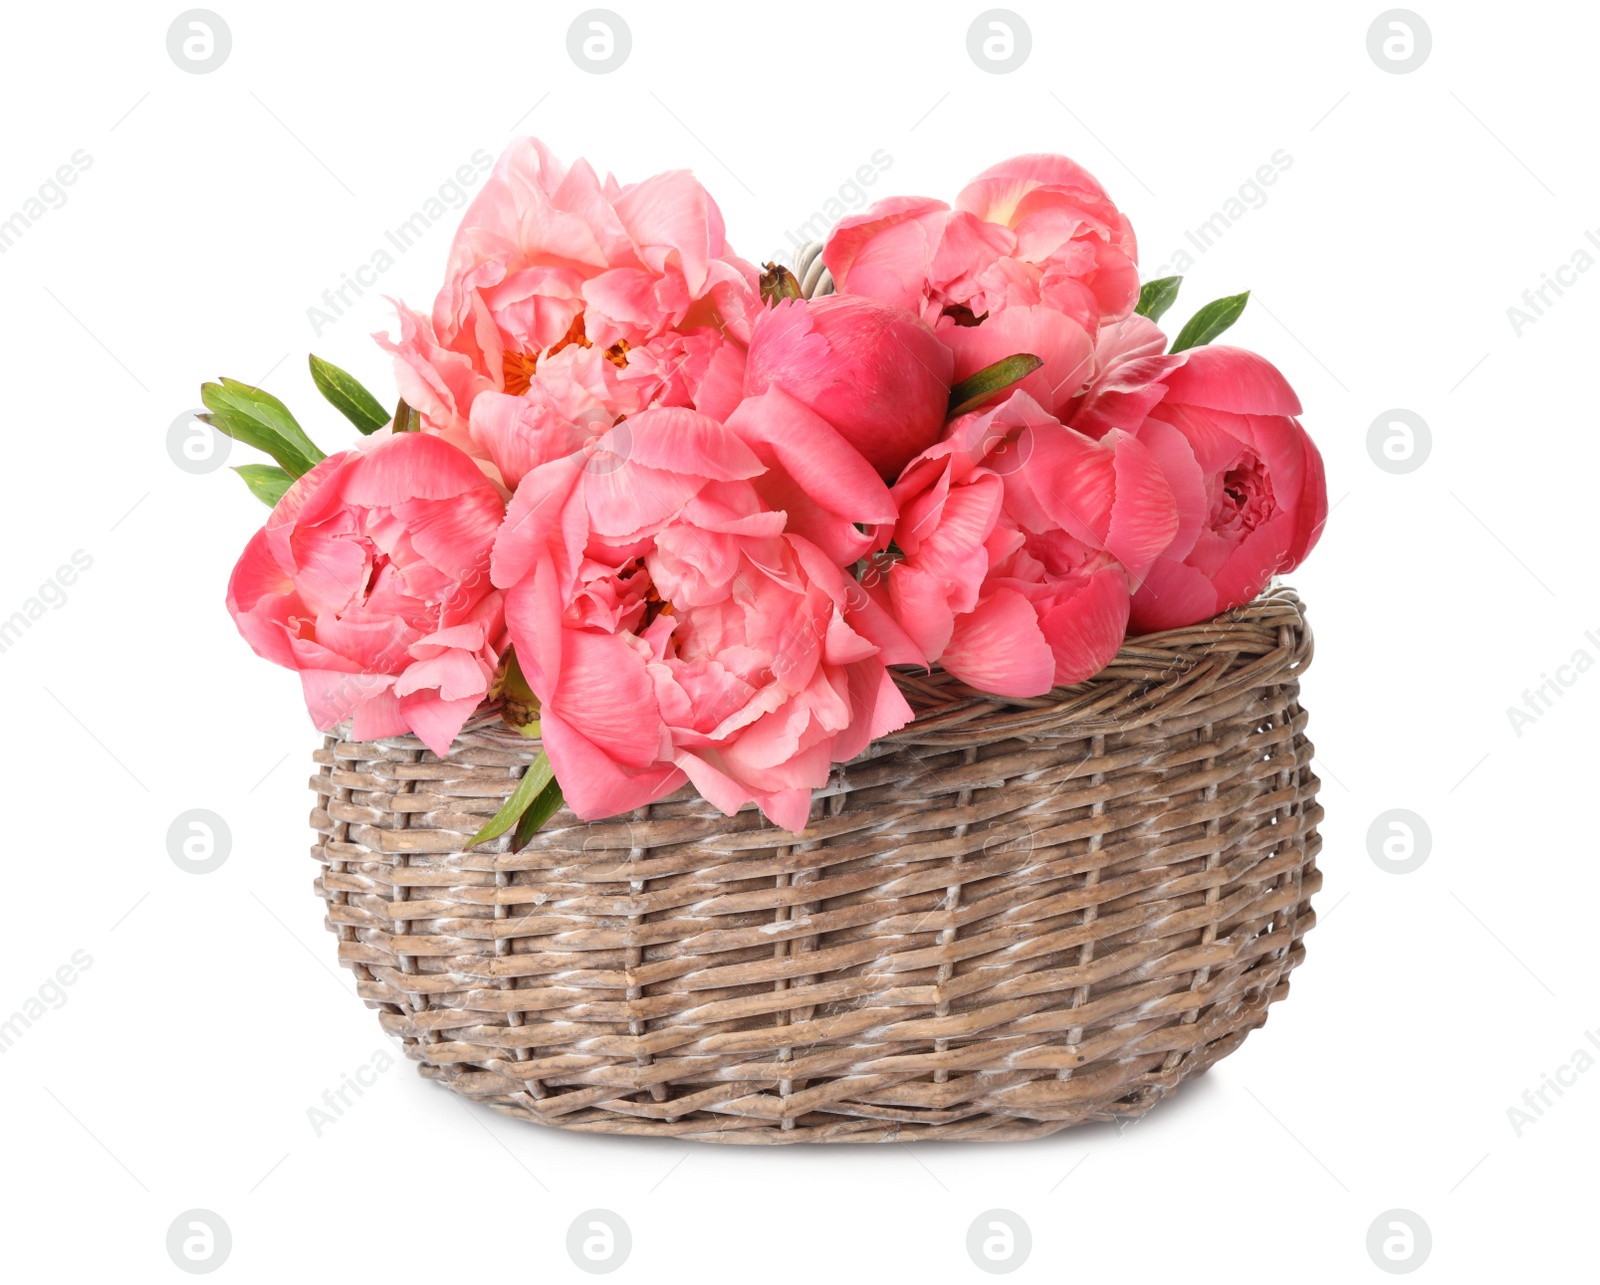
[743,295,953,480]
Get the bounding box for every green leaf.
[1135,275,1182,322]
[392,397,421,433]
[947,353,1044,419]
[233,463,294,508]
[464,751,555,849]
[309,354,389,435]
[1169,291,1250,353]
[200,377,326,477]
[509,778,564,852]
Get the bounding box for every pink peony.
[821,154,1138,418]
[938,302,1096,425]
[742,294,953,479]
[953,154,1140,325]
[226,432,508,755]
[491,405,914,832]
[377,138,761,471]
[1071,323,1328,633]
[722,384,899,565]
[865,392,1179,696]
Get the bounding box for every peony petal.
[1129,419,1206,563]
[398,691,481,758]
[547,628,664,769]
[821,195,951,300]
[623,405,765,481]
[541,707,686,821]
[1103,430,1179,582]
[940,589,1056,697]
[1159,344,1302,417]
[830,660,914,763]
[725,387,897,522]
[1127,558,1220,634]
[341,430,497,506]
[939,305,1096,418]
[491,455,586,590]
[1035,566,1130,685]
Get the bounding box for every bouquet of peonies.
[218,139,1327,841]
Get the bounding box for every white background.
[2,0,1594,1279]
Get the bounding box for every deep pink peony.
[491,405,914,831]
[377,138,761,473]
[865,392,1178,696]
[1072,318,1328,633]
[742,294,953,480]
[226,432,508,755]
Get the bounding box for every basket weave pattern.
[311,588,1320,1142]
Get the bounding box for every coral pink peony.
[742,294,953,479]
[491,405,914,831]
[1071,326,1328,633]
[866,392,1178,696]
[938,302,1096,423]
[377,138,761,470]
[723,385,900,565]
[226,432,508,756]
[821,154,1138,417]
[953,154,1140,325]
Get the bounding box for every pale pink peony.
[865,392,1179,696]
[491,405,914,831]
[377,138,761,469]
[742,294,953,480]
[226,432,508,755]
[1071,325,1328,633]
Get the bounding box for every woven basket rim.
[327,583,1309,757]
[331,585,1305,755]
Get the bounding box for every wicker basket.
[309,586,1320,1143]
